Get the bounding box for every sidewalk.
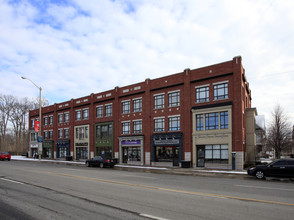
[11,156,248,178]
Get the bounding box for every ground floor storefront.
[42,141,53,159]
[119,136,144,165]
[56,140,70,158]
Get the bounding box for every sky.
[1,0,294,126]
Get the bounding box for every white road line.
[140,214,170,220]
[0,178,24,185]
[235,185,294,192]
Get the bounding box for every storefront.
[43,140,53,158]
[119,136,144,165]
[95,122,113,158]
[151,133,182,167]
[56,140,70,158]
[30,142,38,157]
[74,125,90,160]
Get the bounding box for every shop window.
[168,116,180,131]
[123,147,141,162]
[205,145,228,164]
[154,94,164,109]
[196,86,209,103]
[205,113,219,130]
[133,99,142,112]
[76,147,88,160]
[133,120,142,133]
[105,104,112,117]
[96,106,103,118]
[154,118,165,132]
[122,122,130,134]
[168,91,180,107]
[122,101,130,114]
[214,83,228,100]
[155,146,178,162]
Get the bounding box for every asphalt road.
[0,160,294,220]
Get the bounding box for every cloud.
[0,0,294,123]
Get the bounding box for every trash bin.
[181,161,191,168]
[66,156,72,161]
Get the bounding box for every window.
[64,128,69,138]
[205,113,219,130]
[96,106,103,118]
[122,122,130,134]
[49,116,53,125]
[30,133,37,141]
[58,114,63,124]
[76,110,81,120]
[133,120,142,133]
[31,119,35,128]
[122,101,130,114]
[168,91,180,107]
[220,111,229,129]
[44,117,48,126]
[154,94,164,109]
[196,86,209,103]
[96,125,100,138]
[101,125,108,138]
[76,126,88,140]
[196,114,204,131]
[169,116,180,131]
[133,99,142,112]
[205,145,228,164]
[44,131,48,139]
[58,129,63,139]
[83,109,89,120]
[49,130,53,139]
[64,113,69,122]
[96,124,113,139]
[154,118,165,132]
[214,83,228,100]
[105,104,112,117]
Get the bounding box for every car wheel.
[255,170,265,179]
[100,163,104,168]
[86,162,90,167]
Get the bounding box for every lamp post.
[21,76,42,160]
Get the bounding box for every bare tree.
[266,105,293,159]
[0,94,16,149]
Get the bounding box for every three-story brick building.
[28,56,257,169]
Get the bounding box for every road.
[0,160,293,220]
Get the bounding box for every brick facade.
[28,56,253,169]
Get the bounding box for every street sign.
[38,136,43,143]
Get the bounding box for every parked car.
[247,158,294,179]
[85,156,115,168]
[0,152,11,161]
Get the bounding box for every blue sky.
[1,0,294,124]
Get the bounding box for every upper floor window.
[49,130,53,139]
[122,122,130,134]
[58,129,63,139]
[168,91,180,107]
[76,110,81,121]
[168,116,180,131]
[44,117,48,126]
[154,94,164,109]
[154,118,165,132]
[49,116,53,125]
[30,133,37,141]
[196,111,229,131]
[58,114,63,124]
[64,112,69,122]
[31,119,35,128]
[83,109,89,120]
[133,99,142,112]
[205,113,219,130]
[196,114,204,131]
[214,83,228,100]
[122,101,130,114]
[196,86,209,103]
[44,131,48,139]
[105,104,112,117]
[96,106,103,118]
[96,124,113,139]
[76,126,88,140]
[133,120,142,133]
[220,111,229,129]
[64,128,69,138]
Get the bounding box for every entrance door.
[197,145,205,167]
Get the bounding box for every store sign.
[154,139,179,145]
[75,142,88,146]
[35,121,39,132]
[121,140,141,146]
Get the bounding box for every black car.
[85,156,115,168]
[247,158,294,179]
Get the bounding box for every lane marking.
[140,214,170,220]
[46,172,294,207]
[236,185,294,192]
[0,178,24,185]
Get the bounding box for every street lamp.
[21,76,42,160]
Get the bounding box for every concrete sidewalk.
[11,156,248,178]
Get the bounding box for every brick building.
[28,56,256,169]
